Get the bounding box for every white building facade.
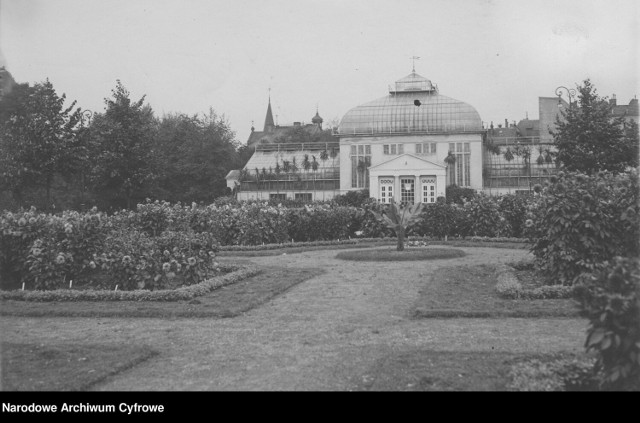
[336,71,484,203]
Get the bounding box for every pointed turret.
[264,96,275,133]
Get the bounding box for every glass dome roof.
[338,73,482,136]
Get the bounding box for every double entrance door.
[379,177,436,204]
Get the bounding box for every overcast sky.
[1,0,638,143]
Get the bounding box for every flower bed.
[0,265,259,302]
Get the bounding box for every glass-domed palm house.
[336,70,485,204]
[229,69,489,203]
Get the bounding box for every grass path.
[1,246,588,391]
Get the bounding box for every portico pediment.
[369,153,446,172]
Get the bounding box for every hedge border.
[0,265,260,302]
[495,264,575,300]
[218,236,529,252]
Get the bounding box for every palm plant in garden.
[311,155,319,200]
[291,156,299,181]
[262,167,268,197]
[274,162,282,196]
[319,150,329,200]
[254,167,261,200]
[372,201,424,251]
[282,160,291,191]
[330,148,338,197]
[302,154,311,191]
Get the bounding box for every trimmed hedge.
[0,265,259,302]
[495,265,574,300]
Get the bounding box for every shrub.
[508,356,597,391]
[530,170,639,286]
[446,185,476,204]
[464,195,504,237]
[495,265,574,299]
[332,189,372,207]
[1,207,109,290]
[498,194,529,238]
[575,256,640,390]
[416,202,469,239]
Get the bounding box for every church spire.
[264,91,275,132]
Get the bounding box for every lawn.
[356,350,595,391]
[0,264,324,318]
[1,343,158,391]
[411,264,581,318]
[1,246,589,391]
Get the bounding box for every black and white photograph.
[0,0,638,400]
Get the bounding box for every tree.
[153,109,240,204]
[552,79,638,175]
[0,80,87,209]
[311,155,319,200]
[87,81,157,209]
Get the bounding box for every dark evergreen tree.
[87,81,158,209]
[552,79,638,175]
[0,80,86,209]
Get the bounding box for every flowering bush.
[1,207,108,290]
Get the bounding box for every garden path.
[2,246,588,390]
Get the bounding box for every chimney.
[505,119,508,128]
[610,94,617,107]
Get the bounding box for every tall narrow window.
[448,142,471,187]
[421,178,436,203]
[351,144,371,188]
[380,178,394,204]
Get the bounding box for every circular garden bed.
[335,247,466,261]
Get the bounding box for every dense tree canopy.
[0,80,86,207]
[552,79,638,175]
[0,79,248,211]
[87,80,158,209]
[154,110,240,203]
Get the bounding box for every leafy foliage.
[553,79,638,174]
[415,202,468,239]
[153,111,240,203]
[0,80,87,208]
[463,194,504,237]
[445,185,476,204]
[87,81,158,210]
[575,256,640,390]
[372,202,424,251]
[332,189,371,207]
[529,171,639,286]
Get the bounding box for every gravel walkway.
[1,246,588,391]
